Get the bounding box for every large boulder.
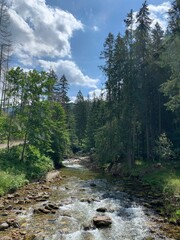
[93,216,112,228]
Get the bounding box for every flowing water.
[16,158,173,240]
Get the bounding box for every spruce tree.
[74,90,87,146]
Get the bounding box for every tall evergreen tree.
[53,74,70,109]
[135,0,152,159]
[74,90,87,146]
[168,0,180,34]
[100,32,115,116]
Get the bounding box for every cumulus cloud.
[9,0,83,65]
[39,59,98,88]
[133,1,171,31]
[148,2,171,30]
[88,88,106,99]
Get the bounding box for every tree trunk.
[21,131,28,161]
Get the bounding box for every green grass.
[129,160,180,222]
[0,145,54,195]
[0,171,28,196]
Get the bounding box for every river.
[9,158,174,240]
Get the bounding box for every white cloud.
[9,0,83,66]
[133,1,171,31]
[88,88,106,99]
[93,25,99,32]
[39,59,99,88]
[149,2,171,30]
[148,2,171,13]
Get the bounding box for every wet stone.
[82,223,95,231]
[0,222,9,231]
[96,207,107,213]
[23,234,36,240]
[93,216,112,228]
[5,206,13,211]
[0,236,12,240]
[0,205,4,210]
[1,212,8,216]
[90,183,96,187]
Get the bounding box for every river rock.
[5,205,13,210]
[0,237,12,240]
[1,212,8,216]
[150,199,164,207]
[34,207,50,214]
[0,204,4,210]
[0,222,9,231]
[80,198,93,203]
[47,203,59,210]
[90,183,96,187]
[7,194,14,199]
[23,234,36,240]
[96,207,107,212]
[82,223,96,231]
[93,216,112,227]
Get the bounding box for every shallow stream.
[16,158,173,240]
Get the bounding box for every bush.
[25,145,54,179]
[0,145,54,186]
[154,133,175,161]
[0,171,28,196]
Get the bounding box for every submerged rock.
[96,207,107,213]
[93,216,112,228]
[82,223,96,231]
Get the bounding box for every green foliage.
[0,171,27,196]
[25,145,54,179]
[95,119,124,164]
[160,36,180,113]
[155,133,175,161]
[0,145,53,183]
[0,113,7,142]
[48,102,70,168]
[74,91,88,145]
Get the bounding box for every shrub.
[154,133,175,161]
[0,171,28,196]
[25,145,54,179]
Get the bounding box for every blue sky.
[9,0,172,100]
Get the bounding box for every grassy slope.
[129,160,180,223]
[0,145,54,196]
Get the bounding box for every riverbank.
[0,156,179,239]
[0,146,54,196]
[0,170,63,240]
[84,156,180,227]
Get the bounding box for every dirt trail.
[0,141,23,149]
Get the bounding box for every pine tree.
[74,90,87,146]
[168,0,180,34]
[53,74,70,109]
[100,32,115,115]
[134,0,152,159]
